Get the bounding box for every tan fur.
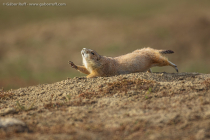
[69,47,178,78]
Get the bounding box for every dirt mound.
[1,72,210,139]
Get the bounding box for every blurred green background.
[0,0,210,90]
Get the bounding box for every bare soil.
[1,72,210,140]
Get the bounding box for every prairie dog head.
[81,48,101,70]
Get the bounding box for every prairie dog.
[69,47,178,78]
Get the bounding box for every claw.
[175,66,179,73]
[69,61,73,65]
[69,61,77,69]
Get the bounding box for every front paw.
[69,61,78,69]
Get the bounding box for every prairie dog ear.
[97,55,101,61]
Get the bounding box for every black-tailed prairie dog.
[69,47,178,78]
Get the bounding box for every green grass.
[184,61,210,74]
[16,100,35,111]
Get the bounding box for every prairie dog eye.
[91,52,95,55]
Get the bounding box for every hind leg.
[152,57,178,72]
[168,61,178,72]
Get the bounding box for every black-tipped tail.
[160,50,174,54]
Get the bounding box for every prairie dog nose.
[81,48,87,55]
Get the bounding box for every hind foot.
[169,61,178,72]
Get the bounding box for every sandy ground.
[1,72,210,140]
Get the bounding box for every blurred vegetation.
[0,0,210,90]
